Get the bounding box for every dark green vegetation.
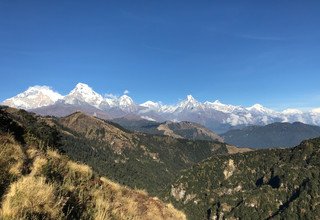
[57,113,227,195]
[0,107,227,196]
[222,122,320,148]
[0,107,186,219]
[2,106,319,219]
[167,138,320,219]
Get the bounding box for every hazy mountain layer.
[222,122,320,148]
[112,116,223,142]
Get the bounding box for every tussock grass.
[0,134,26,202]
[0,134,25,177]
[47,149,62,159]
[26,147,39,159]
[67,161,93,181]
[30,156,48,176]
[0,133,186,220]
[93,177,186,220]
[1,176,63,219]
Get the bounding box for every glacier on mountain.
[3,83,320,132]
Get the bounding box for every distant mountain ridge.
[3,83,320,133]
[222,122,320,148]
[111,116,223,142]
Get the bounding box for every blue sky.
[1,1,320,110]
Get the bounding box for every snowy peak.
[213,100,222,104]
[71,83,94,94]
[62,83,137,112]
[247,103,273,114]
[118,95,137,112]
[4,82,320,129]
[68,83,101,99]
[247,103,264,111]
[176,95,202,111]
[2,86,63,109]
[204,100,242,113]
[185,95,200,106]
[187,95,196,102]
[64,83,103,107]
[119,95,134,107]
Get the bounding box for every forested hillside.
[167,137,320,219]
[0,106,185,219]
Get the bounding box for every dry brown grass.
[67,161,93,181]
[26,147,39,159]
[1,176,63,219]
[30,156,48,176]
[47,149,62,159]
[0,134,186,220]
[0,134,25,176]
[93,177,186,220]
[226,145,253,154]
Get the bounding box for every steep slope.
[111,117,223,142]
[222,122,320,148]
[0,107,228,198]
[56,112,228,195]
[167,138,320,219]
[59,112,136,154]
[0,114,186,219]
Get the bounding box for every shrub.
[92,177,186,220]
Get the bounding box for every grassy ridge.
[1,108,228,197]
[0,112,186,219]
[53,112,228,195]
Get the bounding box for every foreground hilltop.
[0,107,185,219]
[167,137,320,219]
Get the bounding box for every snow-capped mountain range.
[2,83,320,133]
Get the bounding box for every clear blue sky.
[1,0,320,110]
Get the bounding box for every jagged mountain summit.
[2,83,320,133]
[64,83,104,108]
